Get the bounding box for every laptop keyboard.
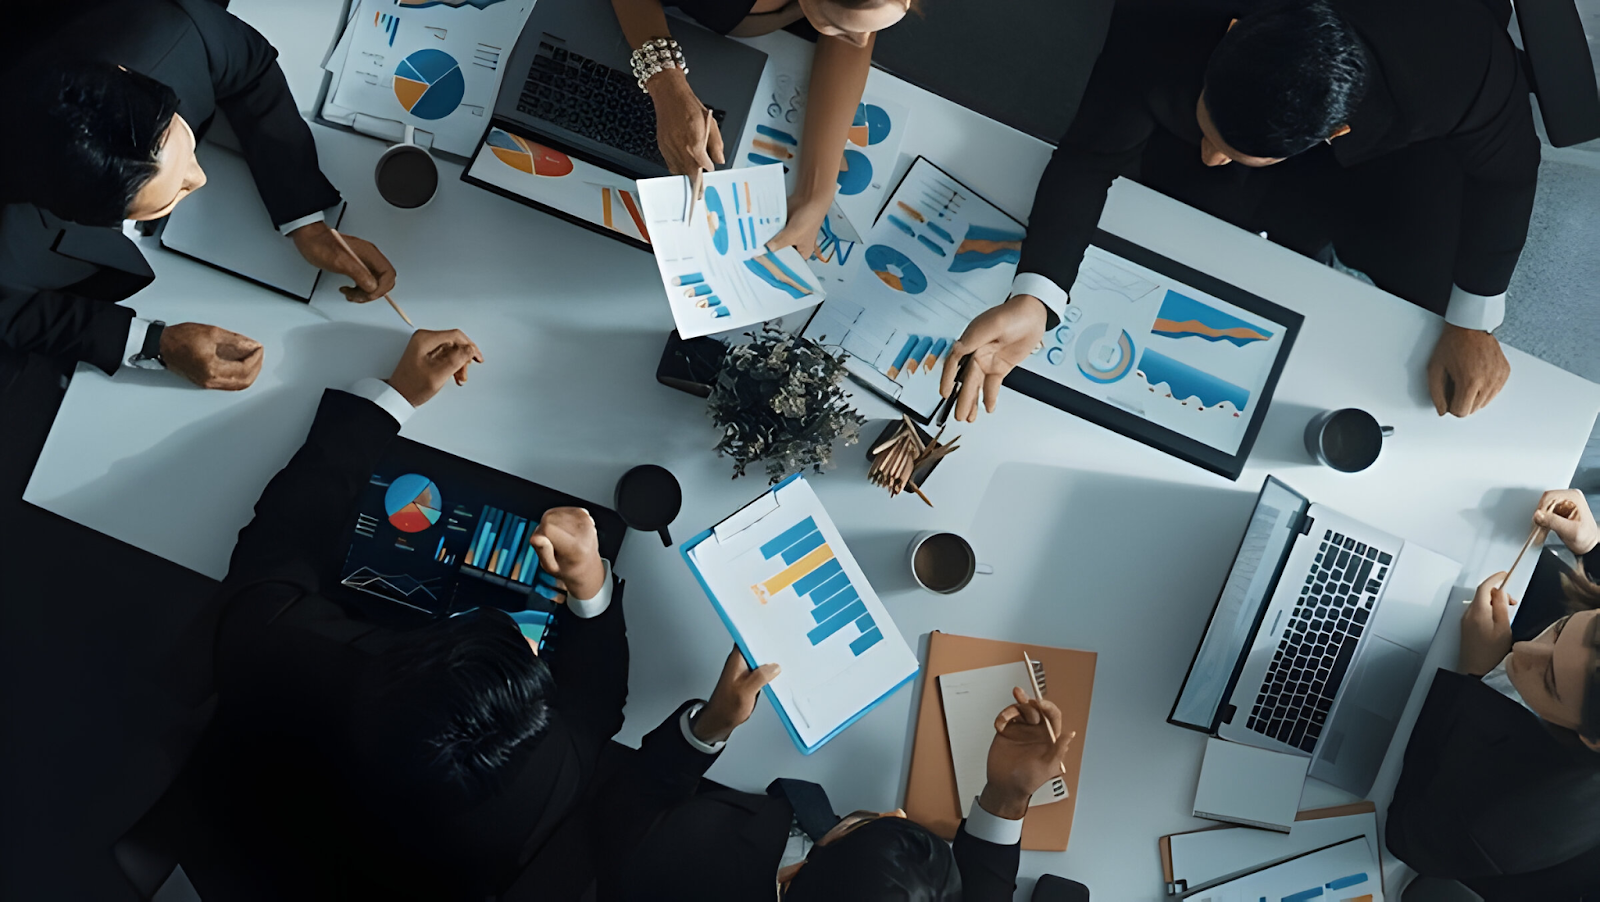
[518,42,727,169]
[1246,529,1396,753]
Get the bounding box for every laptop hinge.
[1296,510,1316,536]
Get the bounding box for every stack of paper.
[1192,738,1309,832]
[938,661,1068,809]
[1185,837,1384,902]
[1163,806,1382,896]
[320,0,535,157]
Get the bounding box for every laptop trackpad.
[1316,638,1419,777]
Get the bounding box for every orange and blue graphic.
[704,186,731,255]
[373,11,401,45]
[1073,323,1137,384]
[755,516,882,657]
[744,252,815,299]
[1151,291,1273,346]
[951,224,1025,272]
[886,334,950,380]
[848,103,893,147]
[385,474,443,533]
[1139,349,1249,411]
[393,48,465,120]
[837,148,872,196]
[486,128,574,176]
[865,244,926,294]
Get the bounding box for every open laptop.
[1171,476,1461,796]
[488,0,765,182]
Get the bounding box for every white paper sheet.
[1169,810,1380,896]
[637,164,824,338]
[465,127,648,242]
[1185,836,1384,902]
[938,661,1068,810]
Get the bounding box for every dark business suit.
[1387,558,1600,902]
[1018,0,1538,316]
[584,702,1021,902]
[180,389,628,901]
[0,0,339,375]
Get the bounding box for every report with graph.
[682,474,919,753]
[636,163,825,339]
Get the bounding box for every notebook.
[905,631,1096,850]
[1184,836,1384,902]
[939,661,1069,809]
[1192,737,1309,833]
[1160,803,1380,897]
[159,140,346,301]
[680,473,918,754]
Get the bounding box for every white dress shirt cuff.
[124,317,155,367]
[1011,272,1070,323]
[348,377,417,426]
[278,211,326,236]
[679,701,728,754]
[564,559,614,619]
[964,796,1025,846]
[1444,285,1505,333]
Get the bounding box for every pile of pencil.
[868,415,960,507]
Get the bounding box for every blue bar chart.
[462,504,543,591]
[753,516,882,656]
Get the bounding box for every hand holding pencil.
[979,681,1076,821]
[1533,489,1600,557]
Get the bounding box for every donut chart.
[385,474,443,533]
[837,148,872,196]
[485,129,573,177]
[704,186,730,255]
[1075,323,1136,384]
[865,244,927,294]
[394,48,465,121]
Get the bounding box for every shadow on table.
[1250,400,1326,469]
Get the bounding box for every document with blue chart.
[636,163,825,339]
[681,474,919,753]
[1185,835,1383,902]
[337,436,626,646]
[803,157,1027,421]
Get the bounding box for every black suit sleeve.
[223,388,400,591]
[952,821,1021,902]
[542,578,630,754]
[172,0,341,228]
[0,283,132,374]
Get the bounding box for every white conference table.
[25,2,1600,898]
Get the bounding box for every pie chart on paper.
[385,473,443,533]
[393,48,466,121]
[486,128,574,176]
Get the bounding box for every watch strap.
[134,320,166,368]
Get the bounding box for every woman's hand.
[766,189,833,260]
[648,70,723,177]
[1533,489,1600,557]
[1459,571,1517,676]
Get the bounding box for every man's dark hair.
[14,60,180,225]
[1203,0,1370,159]
[786,817,960,902]
[1577,615,1600,747]
[370,608,556,788]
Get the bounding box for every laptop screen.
[1169,477,1308,732]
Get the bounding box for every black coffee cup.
[614,465,682,546]
[1304,408,1394,472]
[375,127,439,209]
[907,531,993,594]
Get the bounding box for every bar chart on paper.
[683,476,919,751]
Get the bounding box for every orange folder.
[904,631,1097,851]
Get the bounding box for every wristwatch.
[127,320,167,370]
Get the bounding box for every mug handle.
[1381,426,1395,437]
[976,563,995,576]
[404,123,416,146]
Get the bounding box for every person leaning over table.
[173,329,632,901]
[941,0,1538,424]
[571,648,1081,901]
[1387,489,1600,901]
[608,0,914,257]
[0,0,398,392]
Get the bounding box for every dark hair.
[1202,0,1369,159]
[786,817,960,902]
[371,608,556,788]
[15,60,180,225]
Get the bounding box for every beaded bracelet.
[630,37,687,92]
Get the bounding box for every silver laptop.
[1170,477,1461,796]
[492,0,766,180]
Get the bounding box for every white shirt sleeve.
[278,211,326,236]
[679,701,728,754]
[347,377,417,426]
[564,559,614,619]
[124,316,155,368]
[963,796,1025,846]
[1444,285,1506,333]
[1010,272,1069,326]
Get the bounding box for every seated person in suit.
[1387,489,1600,899]
[941,0,1537,423]
[0,0,397,390]
[608,0,913,256]
[183,329,630,901]
[586,649,1078,901]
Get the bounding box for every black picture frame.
[1003,230,1303,481]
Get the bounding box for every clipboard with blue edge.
[680,473,920,755]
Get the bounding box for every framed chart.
[1006,231,1302,481]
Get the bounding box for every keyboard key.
[1325,530,1333,539]
[1337,550,1351,568]
[1289,721,1308,746]
[1378,551,1392,565]
[1312,709,1327,724]
[1333,532,1346,543]
[1355,542,1367,556]
[1344,537,1356,550]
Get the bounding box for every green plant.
[707,328,865,483]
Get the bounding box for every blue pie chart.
[837,148,872,196]
[865,244,926,294]
[704,186,730,255]
[393,48,465,121]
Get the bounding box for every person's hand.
[159,322,263,391]
[384,328,483,407]
[1459,571,1517,676]
[1534,489,1600,556]
[1427,324,1510,418]
[529,506,606,601]
[691,647,781,744]
[648,71,723,178]
[289,221,397,304]
[977,687,1076,820]
[765,189,832,260]
[939,295,1049,422]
